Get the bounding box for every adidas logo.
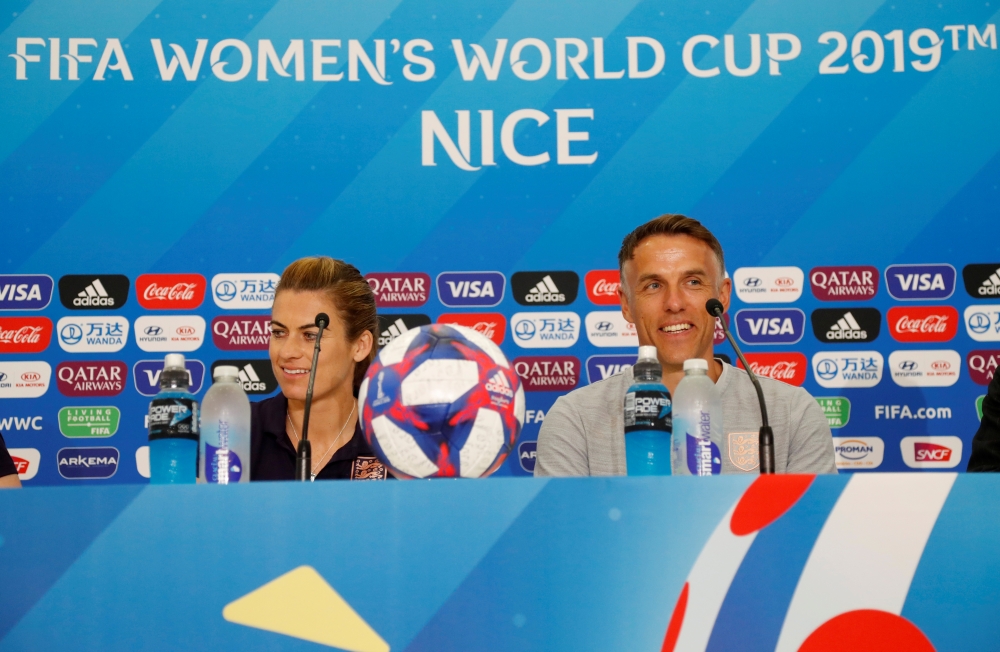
[826,311,867,340]
[979,268,1000,296]
[74,279,115,307]
[484,370,514,397]
[238,363,267,391]
[525,275,565,303]
[378,318,409,346]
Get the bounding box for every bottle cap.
[683,358,709,371]
[213,365,240,380]
[637,345,658,362]
[163,353,186,370]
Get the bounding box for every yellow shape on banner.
[222,565,389,652]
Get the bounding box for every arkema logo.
[212,360,278,395]
[518,440,537,473]
[511,271,579,306]
[56,316,129,353]
[811,308,881,344]
[436,272,505,307]
[962,263,1000,298]
[134,315,205,352]
[133,360,205,396]
[964,305,1000,342]
[732,267,803,303]
[0,275,53,311]
[900,436,962,469]
[586,355,636,384]
[57,446,119,479]
[811,351,883,388]
[510,312,580,348]
[366,273,430,307]
[884,264,956,300]
[735,309,804,345]
[212,273,280,309]
[377,314,431,347]
[58,275,130,310]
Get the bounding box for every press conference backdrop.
[1,0,999,485]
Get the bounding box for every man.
[535,214,836,476]
[967,369,1000,472]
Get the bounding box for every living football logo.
[962,263,1000,298]
[810,308,881,344]
[735,309,805,345]
[365,273,430,307]
[436,313,506,345]
[58,275,130,310]
[887,306,958,343]
[377,314,432,347]
[436,272,505,307]
[884,264,956,300]
[511,271,579,306]
[212,360,278,395]
[809,266,878,301]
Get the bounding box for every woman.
[250,256,389,481]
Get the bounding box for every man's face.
[620,234,731,367]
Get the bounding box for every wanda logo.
[887,306,958,342]
[738,352,807,386]
[135,274,206,310]
[585,270,621,306]
[0,317,52,353]
[436,313,507,345]
[20,371,41,382]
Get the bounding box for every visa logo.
[745,318,795,336]
[885,264,956,300]
[446,280,495,298]
[586,355,636,384]
[0,275,53,311]
[896,274,945,292]
[436,272,505,307]
[735,309,804,345]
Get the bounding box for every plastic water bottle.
[148,353,199,484]
[200,365,251,484]
[624,345,673,475]
[672,359,723,476]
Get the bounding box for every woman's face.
[268,290,371,403]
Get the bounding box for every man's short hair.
[618,213,726,277]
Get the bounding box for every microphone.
[706,299,775,474]
[295,312,330,481]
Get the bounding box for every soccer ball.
[359,323,525,479]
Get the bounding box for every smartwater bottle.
[148,353,199,484]
[624,345,673,475]
[200,365,251,484]
[672,359,723,476]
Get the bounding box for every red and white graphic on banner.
[714,313,730,345]
[56,361,127,397]
[585,270,620,306]
[737,352,807,386]
[436,313,506,345]
[968,350,1000,385]
[0,317,52,353]
[365,272,430,307]
[212,315,271,350]
[887,306,958,342]
[512,355,580,391]
[135,274,206,310]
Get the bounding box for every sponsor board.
[212,273,280,310]
[585,270,620,306]
[57,274,129,310]
[809,266,878,301]
[875,405,952,419]
[56,316,129,353]
[136,446,150,479]
[511,271,579,306]
[56,361,126,397]
[735,308,805,345]
[884,264,956,301]
[713,314,729,345]
[211,360,278,395]
[900,436,963,469]
[0,416,42,431]
[968,350,1000,385]
[58,407,120,438]
[518,440,537,473]
[212,315,271,350]
[8,448,40,481]
[133,359,205,396]
[0,274,53,311]
[57,446,120,479]
[811,351,883,388]
[377,314,432,347]
[977,396,985,420]
[737,352,807,386]
[832,436,884,470]
[586,355,636,384]
[584,311,637,348]
[732,267,803,303]
[964,305,1000,342]
[0,362,51,398]
[365,272,430,307]
[134,315,206,352]
[888,350,961,387]
[513,356,580,391]
[887,305,958,343]
[436,313,506,345]
[962,263,1000,299]
[816,397,851,428]
[0,317,52,354]
[511,312,580,349]
[436,271,505,307]
[811,308,881,344]
[136,273,206,310]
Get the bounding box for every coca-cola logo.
[135,274,206,310]
[436,313,507,345]
[0,317,52,353]
[585,270,621,306]
[738,352,807,386]
[365,272,430,307]
[967,350,1000,385]
[212,315,272,351]
[887,306,958,343]
[512,356,580,392]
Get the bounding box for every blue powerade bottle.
[148,353,199,484]
[624,345,673,475]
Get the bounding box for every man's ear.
[618,270,634,324]
[719,275,732,313]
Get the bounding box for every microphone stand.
[295,313,330,481]
[707,300,775,474]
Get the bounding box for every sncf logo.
[914,443,951,462]
[901,436,962,468]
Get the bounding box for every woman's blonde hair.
[276,256,377,392]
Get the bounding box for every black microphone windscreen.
[705,299,725,316]
[315,312,330,328]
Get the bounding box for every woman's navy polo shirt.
[250,393,389,481]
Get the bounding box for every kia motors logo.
[0,317,52,354]
[887,306,958,343]
[511,271,579,306]
[436,272,505,307]
[586,355,637,383]
[964,305,1000,342]
[136,274,206,310]
[809,266,878,301]
[211,273,280,309]
[585,311,637,348]
[518,440,537,473]
[134,316,205,352]
[967,350,1000,385]
[585,270,621,305]
[0,274,53,311]
[8,448,40,480]
[376,314,432,347]
[211,360,278,395]
[513,356,580,391]
[57,274,130,310]
[133,359,205,396]
[436,313,506,345]
[21,372,40,382]
[810,351,883,388]
[56,361,125,397]
[735,309,805,345]
[0,363,50,398]
[884,264,956,301]
[831,436,884,469]
[738,353,807,386]
[365,272,430,308]
[888,350,960,387]
[212,315,272,350]
[962,263,1000,299]
[810,308,881,344]
[901,436,962,469]
[732,267,803,303]
[510,312,580,349]
[57,446,120,480]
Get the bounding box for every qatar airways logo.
[136,274,206,310]
[212,316,271,350]
[968,350,1000,385]
[887,306,958,343]
[809,266,878,301]
[513,356,580,391]
[366,273,430,307]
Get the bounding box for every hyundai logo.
[595,321,613,331]
[0,373,6,382]
[816,359,838,380]
[513,320,537,340]
[898,360,918,371]
[215,280,238,302]
[144,325,163,336]
[968,312,991,334]
[60,323,83,345]
[743,277,762,287]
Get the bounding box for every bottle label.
[148,398,200,442]
[624,389,672,433]
[686,433,722,476]
[205,443,243,483]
